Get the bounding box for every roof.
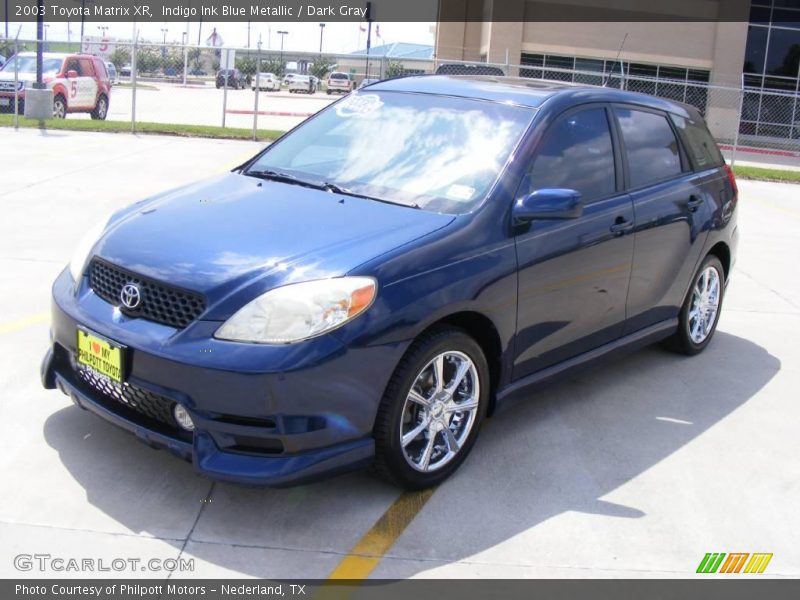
[369,75,697,116]
[16,52,70,59]
[349,42,434,60]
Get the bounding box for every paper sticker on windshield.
[336,94,383,117]
[446,184,476,202]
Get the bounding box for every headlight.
[215,277,376,344]
[69,216,111,282]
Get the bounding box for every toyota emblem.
[120,283,142,309]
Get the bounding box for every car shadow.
[43,330,779,577]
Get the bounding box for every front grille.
[89,258,206,329]
[76,364,178,429]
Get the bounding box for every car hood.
[93,173,454,315]
[0,71,38,83]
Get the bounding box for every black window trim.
[522,102,624,206]
[667,112,725,173]
[611,102,691,193]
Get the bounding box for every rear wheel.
[90,94,108,120]
[52,95,67,119]
[373,327,489,489]
[667,255,725,355]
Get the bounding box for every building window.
[520,52,710,113]
[741,0,800,140]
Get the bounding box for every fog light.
[173,403,195,431]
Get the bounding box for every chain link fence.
[2,38,799,167]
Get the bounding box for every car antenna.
[603,32,628,87]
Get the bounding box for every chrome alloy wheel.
[53,97,66,119]
[400,351,480,473]
[688,266,721,344]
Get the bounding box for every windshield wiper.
[321,182,420,209]
[246,170,420,209]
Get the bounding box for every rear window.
[616,107,682,189]
[330,73,348,80]
[670,114,725,169]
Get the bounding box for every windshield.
[246,91,534,213]
[2,56,62,74]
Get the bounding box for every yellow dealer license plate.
[77,328,125,383]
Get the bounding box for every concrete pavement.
[0,127,798,579]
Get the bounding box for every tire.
[326,89,331,95]
[666,254,725,355]
[52,95,67,119]
[90,94,108,120]
[373,326,490,489]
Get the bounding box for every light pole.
[4,0,8,39]
[161,27,168,58]
[247,20,251,48]
[277,30,288,65]
[319,23,325,54]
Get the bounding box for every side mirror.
[513,188,583,225]
[66,70,78,79]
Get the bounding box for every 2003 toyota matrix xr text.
[42,76,738,489]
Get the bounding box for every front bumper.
[43,268,407,486]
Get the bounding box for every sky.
[6,21,436,54]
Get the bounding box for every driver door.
[513,104,635,380]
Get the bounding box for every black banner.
[4,580,800,600]
[0,0,766,24]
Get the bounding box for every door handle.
[685,195,704,212]
[610,218,634,236]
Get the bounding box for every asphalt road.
[0,127,798,579]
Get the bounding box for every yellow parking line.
[0,311,49,335]
[326,488,435,580]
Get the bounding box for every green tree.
[309,55,336,80]
[236,56,257,76]
[108,47,131,69]
[257,55,286,77]
[135,47,161,75]
[385,60,405,78]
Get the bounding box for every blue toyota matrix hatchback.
[42,76,738,489]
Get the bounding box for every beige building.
[434,0,787,142]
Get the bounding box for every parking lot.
[73,81,338,131]
[0,127,798,579]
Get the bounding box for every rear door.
[78,58,98,107]
[513,104,635,379]
[612,105,711,334]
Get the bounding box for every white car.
[287,74,316,94]
[105,62,118,85]
[252,72,279,91]
[282,73,297,87]
[326,72,354,94]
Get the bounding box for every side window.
[616,108,682,188]
[670,114,724,169]
[65,59,81,75]
[79,58,95,77]
[526,107,616,203]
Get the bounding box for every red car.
[0,52,111,119]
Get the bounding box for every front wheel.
[52,95,67,119]
[373,326,489,489]
[667,255,725,355]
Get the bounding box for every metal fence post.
[222,71,228,128]
[253,41,261,141]
[13,37,19,129]
[131,34,138,133]
[730,75,745,167]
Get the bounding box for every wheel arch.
[707,241,731,279]
[417,311,504,416]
